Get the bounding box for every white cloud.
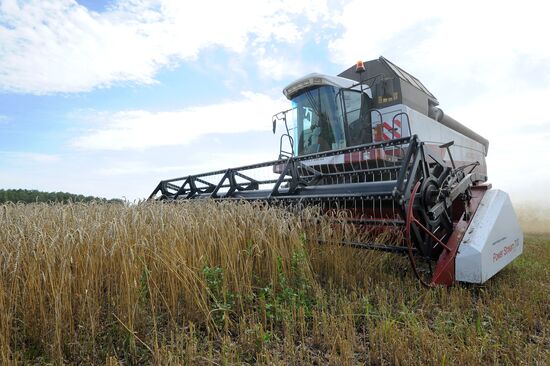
[255,51,307,81]
[448,87,550,137]
[0,0,332,94]
[98,163,192,176]
[72,92,287,150]
[447,86,550,201]
[97,150,275,178]
[328,0,437,65]
[329,1,550,94]
[0,151,60,163]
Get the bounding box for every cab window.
[342,90,372,146]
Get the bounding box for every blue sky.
[1,0,549,202]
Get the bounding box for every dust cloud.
[514,201,550,234]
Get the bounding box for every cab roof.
[282,72,371,100]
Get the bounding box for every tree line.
[0,189,123,204]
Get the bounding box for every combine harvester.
[150,57,523,286]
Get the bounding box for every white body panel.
[455,189,523,283]
[300,104,487,175]
[373,104,487,175]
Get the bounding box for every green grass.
[0,202,548,365]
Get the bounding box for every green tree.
[0,189,123,204]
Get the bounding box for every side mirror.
[272,118,277,134]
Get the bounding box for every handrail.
[392,112,412,138]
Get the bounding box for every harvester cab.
[277,72,374,156]
[150,56,523,287]
[274,57,487,176]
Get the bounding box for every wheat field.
[0,201,548,365]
